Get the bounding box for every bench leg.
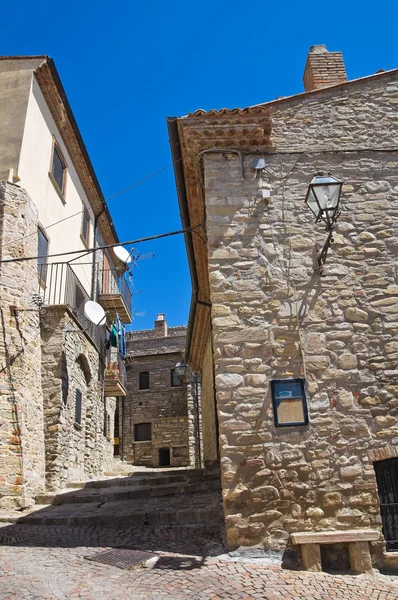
[348,541,373,574]
[301,543,322,572]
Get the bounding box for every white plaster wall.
[18,76,95,295]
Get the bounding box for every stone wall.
[41,306,115,490]
[0,182,46,508]
[124,352,191,467]
[203,72,398,564]
[124,325,201,467]
[200,333,219,469]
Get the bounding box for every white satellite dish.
[113,245,132,264]
[84,301,106,326]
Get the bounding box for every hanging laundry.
[110,323,118,348]
[116,314,126,357]
[104,326,111,350]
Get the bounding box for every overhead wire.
[0,225,204,265]
[4,158,183,251]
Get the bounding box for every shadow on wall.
[0,306,24,470]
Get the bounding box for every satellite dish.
[84,301,106,326]
[113,245,132,264]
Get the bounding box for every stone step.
[19,492,223,528]
[36,479,221,506]
[65,470,219,490]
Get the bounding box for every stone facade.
[0,182,45,509]
[123,316,200,468]
[0,183,117,505]
[41,307,115,490]
[170,47,398,567]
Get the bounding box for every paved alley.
[0,523,397,600]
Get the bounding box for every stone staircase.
[18,468,223,529]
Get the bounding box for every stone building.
[0,56,130,509]
[122,314,201,468]
[168,46,398,570]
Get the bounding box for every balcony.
[38,262,101,348]
[98,269,132,324]
[104,357,127,397]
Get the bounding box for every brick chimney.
[154,313,168,337]
[303,45,347,92]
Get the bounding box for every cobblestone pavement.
[0,523,397,599]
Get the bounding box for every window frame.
[134,422,152,442]
[171,368,182,387]
[75,388,82,427]
[81,205,91,248]
[37,225,49,287]
[270,378,309,428]
[49,139,67,200]
[139,371,150,391]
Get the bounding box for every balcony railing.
[104,356,127,397]
[38,262,102,348]
[98,269,132,324]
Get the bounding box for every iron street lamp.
[175,361,187,380]
[305,172,343,274]
[305,172,343,231]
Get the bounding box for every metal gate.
[374,457,398,551]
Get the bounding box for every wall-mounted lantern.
[305,172,343,273]
[174,360,202,467]
[174,361,187,381]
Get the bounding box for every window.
[270,378,308,427]
[139,371,150,390]
[171,368,182,387]
[51,144,67,194]
[75,388,82,426]
[81,206,90,246]
[37,226,49,284]
[134,422,151,442]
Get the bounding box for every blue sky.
[2,0,397,330]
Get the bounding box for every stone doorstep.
[383,551,398,571]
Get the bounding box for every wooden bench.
[291,529,379,573]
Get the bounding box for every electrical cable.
[0,225,203,265]
[4,158,183,251]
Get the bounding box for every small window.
[51,144,66,194]
[134,422,151,441]
[81,206,90,246]
[37,226,49,284]
[271,378,308,427]
[75,388,82,426]
[171,368,182,387]
[139,371,150,390]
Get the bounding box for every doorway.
[374,457,398,551]
[158,447,170,467]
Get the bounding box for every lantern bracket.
[314,229,335,275]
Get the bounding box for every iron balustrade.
[99,269,132,313]
[38,262,102,348]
